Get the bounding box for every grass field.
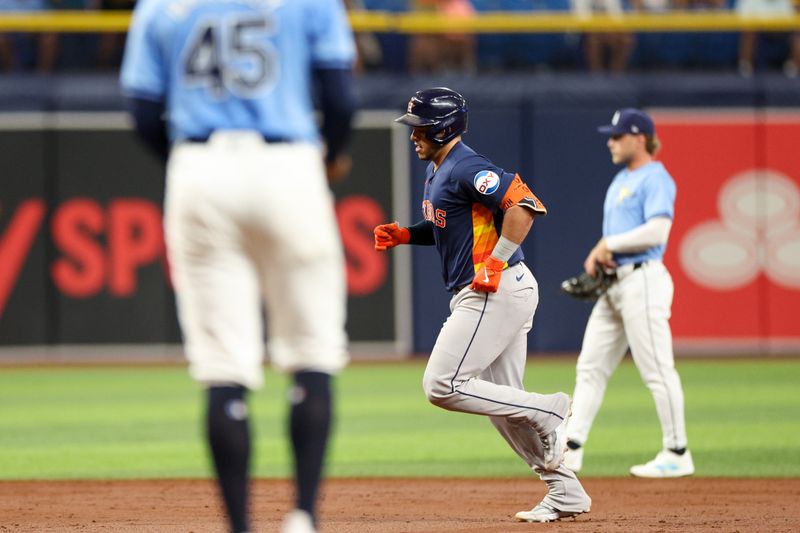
[0,357,798,480]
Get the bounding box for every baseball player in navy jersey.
[120,1,355,532]
[375,88,591,523]
[563,108,695,478]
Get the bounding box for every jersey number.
[184,15,277,98]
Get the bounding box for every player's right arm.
[373,220,434,251]
[127,98,168,162]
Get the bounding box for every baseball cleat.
[541,396,571,471]
[515,503,588,523]
[563,445,584,472]
[630,449,695,478]
[281,509,317,533]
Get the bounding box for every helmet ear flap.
[425,112,468,145]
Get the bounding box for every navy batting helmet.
[395,87,468,145]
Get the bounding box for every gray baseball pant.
[422,262,590,512]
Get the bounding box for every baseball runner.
[120,1,356,532]
[563,108,694,478]
[375,88,591,523]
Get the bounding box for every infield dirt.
[1,477,798,532]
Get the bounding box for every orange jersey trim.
[471,203,500,274]
[501,174,547,215]
[472,204,520,274]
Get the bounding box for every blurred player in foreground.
[375,87,591,523]
[120,0,356,531]
[564,108,694,478]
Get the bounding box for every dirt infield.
[1,478,798,532]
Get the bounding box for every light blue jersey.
[602,161,676,266]
[120,0,355,143]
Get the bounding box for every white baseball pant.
[568,260,688,450]
[164,131,349,390]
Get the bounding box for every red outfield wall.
[655,111,800,351]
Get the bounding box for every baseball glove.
[560,268,614,301]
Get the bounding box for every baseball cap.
[597,108,655,136]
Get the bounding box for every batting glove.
[470,255,505,293]
[374,222,410,251]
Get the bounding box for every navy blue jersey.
[421,142,546,291]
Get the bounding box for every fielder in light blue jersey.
[121,2,356,532]
[564,108,694,479]
[602,160,676,266]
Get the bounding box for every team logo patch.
[474,170,500,195]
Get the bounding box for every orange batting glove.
[471,255,505,293]
[374,222,411,251]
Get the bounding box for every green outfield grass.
[0,358,797,479]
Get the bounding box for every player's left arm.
[315,67,355,182]
[494,173,547,261]
[471,173,546,292]
[499,204,537,244]
[309,0,357,182]
[120,0,168,162]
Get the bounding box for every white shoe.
[630,449,694,478]
[515,502,588,523]
[541,401,570,471]
[281,509,317,533]
[563,446,584,472]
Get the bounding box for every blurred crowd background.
[0,0,798,77]
[0,0,134,72]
